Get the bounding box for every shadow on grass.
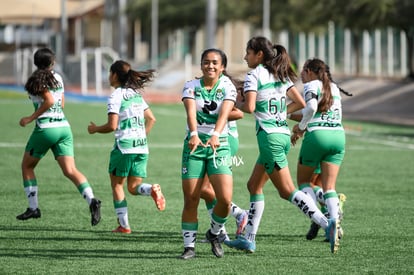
[0,224,185,259]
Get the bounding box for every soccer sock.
[290,190,328,229]
[205,198,217,217]
[244,194,265,242]
[136,183,152,196]
[320,205,329,217]
[77,182,94,205]
[323,190,340,220]
[210,212,229,235]
[313,186,325,204]
[230,202,244,218]
[182,222,198,248]
[23,179,38,210]
[299,183,317,203]
[114,199,129,228]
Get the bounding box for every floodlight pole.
[151,0,159,69]
[263,0,270,39]
[206,0,217,49]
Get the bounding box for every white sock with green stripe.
[230,202,244,218]
[182,222,198,248]
[323,190,339,220]
[299,183,317,203]
[136,183,152,196]
[77,182,94,205]
[205,198,217,217]
[210,212,229,235]
[23,179,38,210]
[314,186,325,204]
[114,199,129,228]
[244,194,265,242]
[290,190,328,229]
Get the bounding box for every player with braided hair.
[17,47,101,226]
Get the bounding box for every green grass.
[1,90,413,274]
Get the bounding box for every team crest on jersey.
[216,89,224,100]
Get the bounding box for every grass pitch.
[0,91,413,274]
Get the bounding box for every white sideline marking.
[346,131,414,150]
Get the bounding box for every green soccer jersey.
[107,87,149,154]
[301,80,344,132]
[182,74,237,136]
[30,72,69,129]
[244,64,293,135]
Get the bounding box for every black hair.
[34,48,55,70]
[303,58,332,112]
[326,65,353,97]
[201,48,228,69]
[199,48,240,86]
[25,69,60,96]
[110,60,155,90]
[246,36,297,82]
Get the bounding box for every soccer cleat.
[89,198,101,226]
[326,218,340,253]
[205,230,224,258]
[179,247,196,260]
[151,184,166,211]
[112,225,131,234]
[218,230,230,242]
[224,235,256,253]
[338,193,347,222]
[306,222,320,240]
[200,230,228,243]
[16,208,41,220]
[235,210,248,236]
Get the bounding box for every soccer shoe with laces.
[112,225,132,234]
[306,221,320,240]
[179,247,196,260]
[326,218,340,253]
[224,235,256,253]
[151,184,166,211]
[324,193,346,241]
[235,210,248,236]
[16,208,41,220]
[89,198,101,226]
[205,230,224,258]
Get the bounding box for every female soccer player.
[17,48,101,226]
[88,60,165,234]
[291,58,347,253]
[179,48,236,259]
[225,37,331,253]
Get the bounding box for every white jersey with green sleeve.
[182,74,237,136]
[108,87,149,154]
[31,72,69,129]
[244,64,292,135]
[302,80,344,132]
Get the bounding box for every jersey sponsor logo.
[202,100,218,114]
[132,138,147,147]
